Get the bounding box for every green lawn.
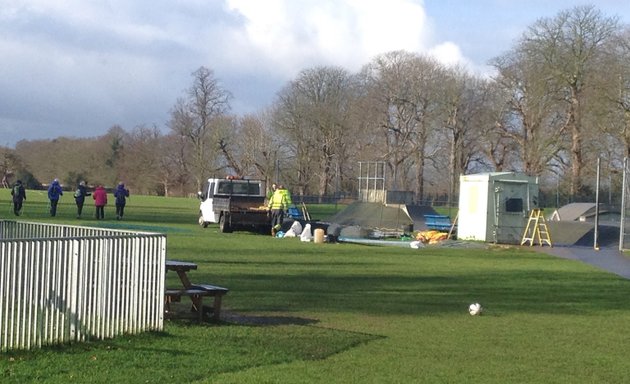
[2,190,630,383]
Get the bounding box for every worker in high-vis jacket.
[268,186,288,236]
[277,184,300,219]
[277,184,292,206]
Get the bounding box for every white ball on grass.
[468,303,483,316]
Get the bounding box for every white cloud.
[0,0,485,146]
[427,41,499,78]
[429,42,464,67]
[224,0,433,77]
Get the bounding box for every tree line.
[1,5,629,205]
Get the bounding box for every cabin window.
[505,198,523,213]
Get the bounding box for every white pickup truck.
[197,178,270,233]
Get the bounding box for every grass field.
[2,190,630,383]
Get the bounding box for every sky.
[1,0,630,148]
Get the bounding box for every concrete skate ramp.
[552,203,610,221]
[403,205,440,230]
[546,202,620,246]
[328,202,413,230]
[546,221,619,247]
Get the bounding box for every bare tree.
[0,147,22,187]
[476,84,520,172]
[272,87,311,195]
[404,55,445,201]
[596,26,630,160]
[360,51,416,190]
[518,5,619,198]
[209,112,280,189]
[157,133,194,196]
[119,125,163,194]
[360,51,446,200]
[169,66,231,190]
[234,112,279,183]
[491,48,567,177]
[273,66,357,197]
[213,115,243,176]
[104,125,126,185]
[435,67,495,202]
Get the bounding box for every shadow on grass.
[87,222,191,234]
[163,301,319,327]
[0,320,383,384]
[219,269,630,316]
[221,311,320,326]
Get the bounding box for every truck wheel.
[198,214,208,228]
[258,224,272,235]
[219,214,232,233]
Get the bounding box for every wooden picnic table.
[164,260,228,322]
[165,259,197,288]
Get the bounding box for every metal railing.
[0,220,166,351]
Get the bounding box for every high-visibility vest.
[268,190,287,210]
[278,188,293,206]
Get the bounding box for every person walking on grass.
[114,182,129,220]
[74,180,91,219]
[92,185,107,220]
[47,178,63,217]
[11,179,26,216]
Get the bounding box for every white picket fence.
[0,220,166,351]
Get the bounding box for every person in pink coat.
[92,185,108,220]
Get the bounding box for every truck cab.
[198,178,269,233]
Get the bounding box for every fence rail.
[0,220,166,351]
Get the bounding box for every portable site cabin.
[457,172,539,244]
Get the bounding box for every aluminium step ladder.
[520,209,552,247]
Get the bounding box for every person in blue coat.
[47,178,63,217]
[114,182,130,220]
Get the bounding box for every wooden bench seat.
[190,284,230,294]
[165,284,229,321]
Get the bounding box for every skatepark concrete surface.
[328,202,630,280]
[541,206,630,279]
[536,244,630,279]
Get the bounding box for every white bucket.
[314,228,325,244]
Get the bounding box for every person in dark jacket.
[11,180,26,216]
[47,178,63,217]
[74,181,91,219]
[114,182,130,220]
